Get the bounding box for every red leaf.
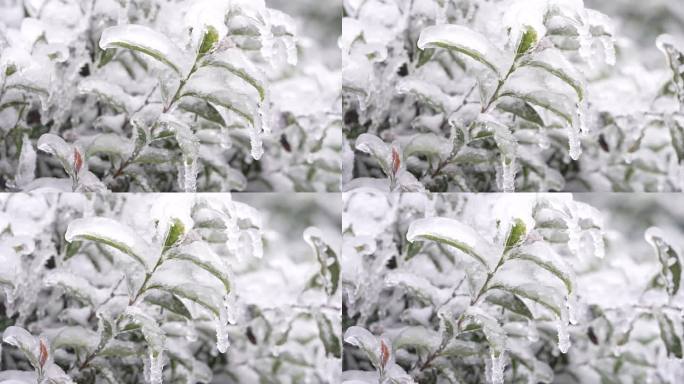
[39,339,48,368]
[380,339,390,369]
[391,146,401,175]
[74,149,83,174]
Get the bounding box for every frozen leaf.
[315,311,341,358]
[520,49,585,101]
[99,24,188,76]
[385,271,450,305]
[44,270,108,306]
[417,25,508,76]
[645,227,682,296]
[407,217,494,270]
[304,227,340,295]
[37,134,77,180]
[507,242,574,294]
[343,326,382,371]
[2,326,39,370]
[65,217,152,269]
[656,311,682,359]
[201,48,267,101]
[164,241,232,292]
[144,291,192,319]
[496,98,544,126]
[355,134,391,176]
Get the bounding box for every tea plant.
[342,192,684,383]
[342,0,684,192]
[0,194,341,383]
[0,0,341,192]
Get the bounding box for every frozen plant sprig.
[1,0,340,192]
[342,193,610,384]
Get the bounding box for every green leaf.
[65,217,152,269]
[64,240,82,261]
[163,218,186,250]
[417,24,506,76]
[504,218,527,251]
[99,24,187,75]
[656,311,683,358]
[516,26,538,56]
[144,291,192,319]
[314,312,341,358]
[417,48,435,68]
[496,98,544,126]
[5,64,17,77]
[199,26,219,55]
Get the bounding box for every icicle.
[601,37,616,66]
[526,320,539,342]
[566,216,581,257]
[490,351,506,384]
[590,230,605,258]
[216,293,238,353]
[501,158,516,192]
[214,315,230,353]
[283,37,298,66]
[556,307,571,353]
[246,229,263,259]
[183,158,198,192]
[567,124,581,160]
[248,128,264,160]
[149,351,164,384]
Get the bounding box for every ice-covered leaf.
[304,227,340,295]
[520,50,585,101]
[164,241,232,292]
[2,326,39,370]
[485,291,533,319]
[65,217,152,269]
[343,326,382,371]
[37,134,77,179]
[44,270,108,306]
[144,291,192,319]
[385,271,450,305]
[315,311,341,358]
[656,311,683,358]
[417,25,507,76]
[645,227,682,296]
[99,24,188,76]
[507,242,574,294]
[202,48,267,101]
[123,306,165,354]
[496,98,544,126]
[407,217,494,270]
[355,134,391,176]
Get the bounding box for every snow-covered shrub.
[0,193,341,383]
[342,192,684,383]
[342,0,684,192]
[0,0,341,192]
